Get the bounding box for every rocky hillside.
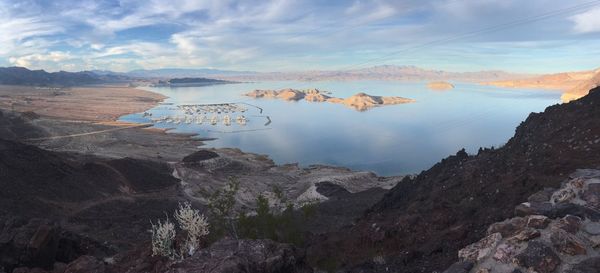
[307,87,600,272]
[0,114,188,271]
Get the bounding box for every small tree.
[174,202,209,256]
[150,217,176,258]
[208,178,240,238]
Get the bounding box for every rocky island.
[427,81,455,90]
[244,88,415,111]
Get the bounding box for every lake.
[119,81,561,176]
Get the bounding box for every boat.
[236,115,247,126]
[223,115,231,126]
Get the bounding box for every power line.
[339,0,600,71]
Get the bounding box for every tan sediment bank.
[244,88,415,111]
[0,85,166,121]
[0,84,204,161]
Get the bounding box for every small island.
[244,88,415,111]
[153,77,237,87]
[427,81,455,90]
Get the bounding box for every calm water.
[119,81,561,176]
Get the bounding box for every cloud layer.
[1,0,600,73]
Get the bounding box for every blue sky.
[1,0,600,73]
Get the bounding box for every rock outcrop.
[244,88,415,111]
[446,169,600,273]
[427,81,455,90]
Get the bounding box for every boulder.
[513,241,561,273]
[528,188,557,203]
[526,215,550,229]
[582,183,600,210]
[515,202,553,217]
[487,217,525,237]
[551,188,577,203]
[550,228,587,256]
[458,233,502,262]
[492,243,516,263]
[582,222,600,235]
[510,227,540,242]
[554,215,582,234]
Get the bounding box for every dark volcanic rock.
[550,228,587,256]
[169,239,312,273]
[0,110,47,140]
[0,218,110,272]
[64,256,105,273]
[182,150,219,163]
[528,187,557,202]
[442,261,473,273]
[526,215,550,229]
[109,239,312,273]
[514,241,561,273]
[487,217,525,237]
[315,181,351,198]
[565,257,600,273]
[515,202,553,217]
[0,139,178,218]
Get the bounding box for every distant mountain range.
[127,68,256,78]
[0,65,535,87]
[125,65,532,82]
[0,67,129,86]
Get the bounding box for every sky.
[1,0,600,73]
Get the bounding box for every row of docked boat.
[177,103,247,115]
[150,114,247,126]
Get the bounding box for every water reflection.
[119,81,561,176]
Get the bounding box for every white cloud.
[571,7,600,33]
[9,51,72,68]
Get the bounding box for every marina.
[144,102,261,128]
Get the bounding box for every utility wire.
[339,0,600,71]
